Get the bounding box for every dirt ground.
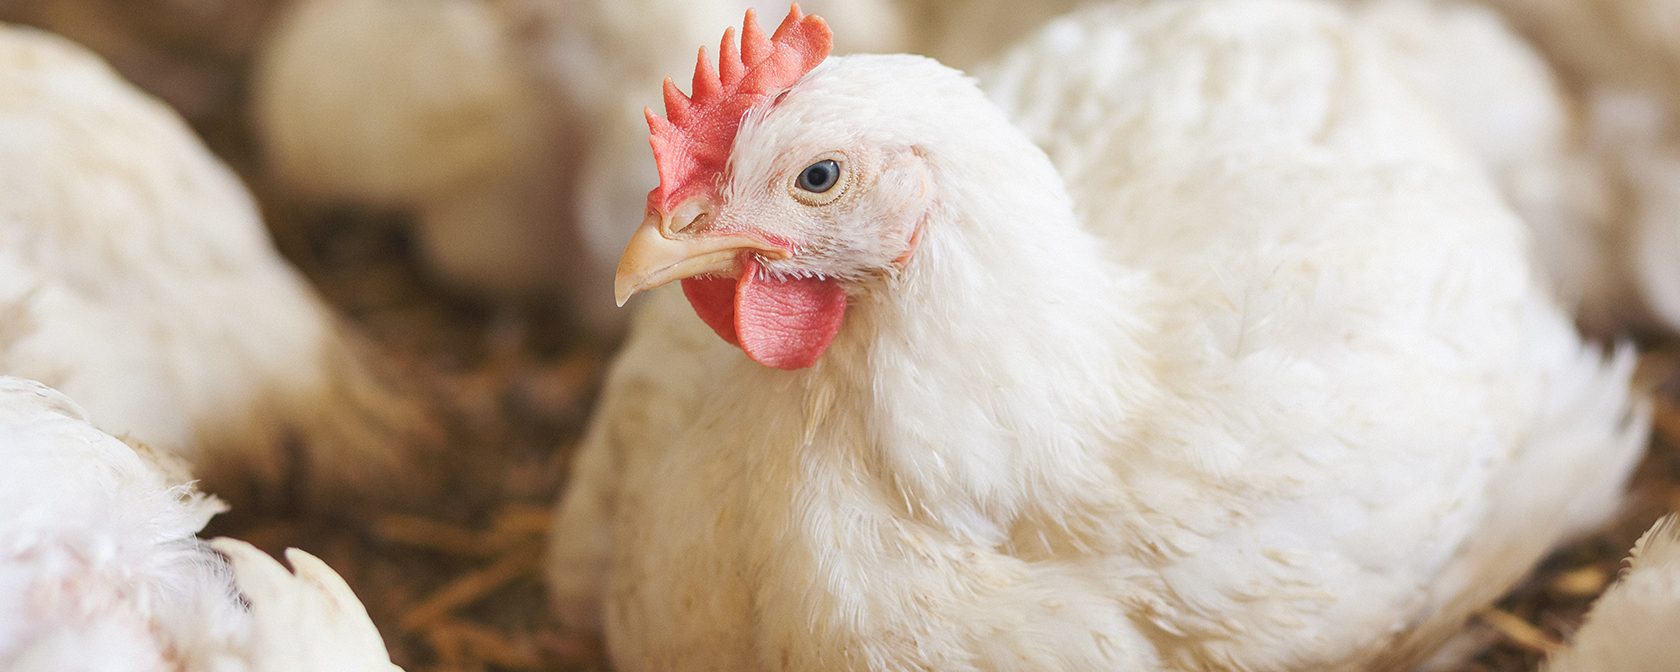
[0,1,1676,670]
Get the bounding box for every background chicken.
[251,0,908,332]
[0,375,399,671]
[1340,0,1628,331]
[1542,514,1680,672]
[1475,0,1680,334]
[0,21,440,510]
[550,3,1646,669]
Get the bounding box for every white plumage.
[1544,515,1680,672]
[547,2,1647,669]
[0,23,435,507]
[0,376,399,671]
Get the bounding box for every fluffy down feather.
[545,285,739,632]
[0,376,400,671]
[0,23,438,509]
[1544,515,1680,672]
[548,2,1647,670]
[251,0,907,331]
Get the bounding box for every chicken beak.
[614,208,788,306]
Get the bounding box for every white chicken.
[0,375,399,671]
[0,23,437,508]
[252,0,907,331]
[546,2,1647,669]
[1543,514,1680,672]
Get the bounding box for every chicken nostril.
[667,201,712,236]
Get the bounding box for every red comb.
[645,4,832,214]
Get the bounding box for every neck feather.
[803,136,1159,541]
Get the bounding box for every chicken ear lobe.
[680,256,846,370]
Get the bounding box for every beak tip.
[614,276,638,307]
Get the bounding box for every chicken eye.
[797,160,840,193]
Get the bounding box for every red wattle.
[681,275,740,347]
[679,257,848,370]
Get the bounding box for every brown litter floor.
[2,1,1677,670]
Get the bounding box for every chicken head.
[615,5,932,370]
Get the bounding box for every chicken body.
[0,376,399,672]
[1544,515,1680,672]
[0,24,433,508]
[548,2,1646,670]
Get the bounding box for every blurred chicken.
[548,3,1646,669]
[251,0,907,332]
[1474,0,1680,111]
[0,375,399,671]
[1342,0,1628,330]
[1543,514,1680,672]
[1565,79,1680,335]
[1382,0,1680,333]
[252,0,568,304]
[902,0,1091,69]
[0,23,438,509]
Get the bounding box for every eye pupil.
[797,160,840,194]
